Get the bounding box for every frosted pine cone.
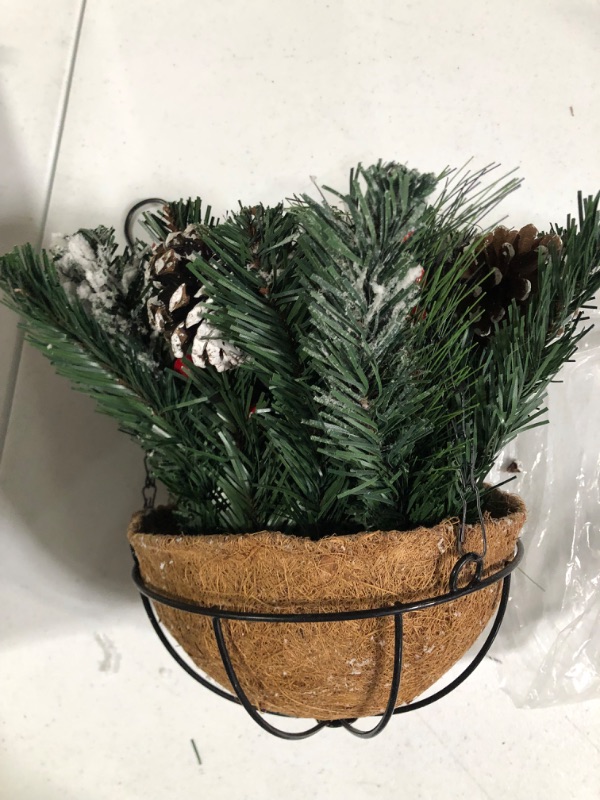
[146,222,243,370]
[191,318,245,372]
[462,224,562,337]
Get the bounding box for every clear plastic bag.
[489,309,600,706]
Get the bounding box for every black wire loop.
[212,617,328,740]
[132,540,523,740]
[338,613,403,739]
[450,552,484,592]
[124,197,167,249]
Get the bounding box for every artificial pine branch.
[1,164,598,537]
[185,205,328,531]
[0,245,230,529]
[294,163,438,526]
[466,192,600,488]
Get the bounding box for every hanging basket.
[129,489,525,727]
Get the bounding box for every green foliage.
[140,197,219,242]
[1,162,599,537]
[466,192,600,482]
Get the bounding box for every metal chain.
[142,453,157,511]
[124,199,166,514]
[456,386,487,559]
[456,444,488,559]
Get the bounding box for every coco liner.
[129,490,525,720]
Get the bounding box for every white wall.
[1,2,599,798]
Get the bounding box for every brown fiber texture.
[129,490,525,719]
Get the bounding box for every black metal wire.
[124,197,167,249]
[142,454,157,511]
[454,385,488,560]
[137,568,514,735]
[126,200,167,515]
[132,541,522,623]
[211,613,404,740]
[469,443,488,559]
[338,613,403,738]
[449,551,484,593]
[393,571,512,714]
[140,593,238,705]
[132,540,523,739]
[212,617,328,740]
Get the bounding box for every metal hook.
[124,197,168,249]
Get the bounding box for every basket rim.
[128,488,526,549]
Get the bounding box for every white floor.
[1,2,599,798]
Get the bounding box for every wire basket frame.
[131,539,523,740]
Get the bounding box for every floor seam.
[565,716,600,755]
[419,714,494,800]
[0,0,88,464]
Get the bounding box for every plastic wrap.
[489,309,600,707]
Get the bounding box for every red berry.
[173,354,193,375]
[409,305,427,321]
[249,405,257,417]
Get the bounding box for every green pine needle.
[1,163,598,537]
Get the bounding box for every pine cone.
[146,223,244,371]
[462,224,562,337]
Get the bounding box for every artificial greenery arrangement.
[2,162,598,537]
[1,161,599,722]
